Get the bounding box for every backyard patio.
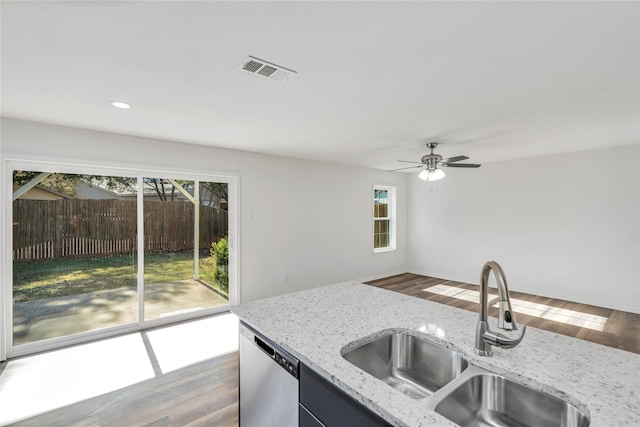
[13,279,229,345]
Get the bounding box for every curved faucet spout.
[474,261,526,357]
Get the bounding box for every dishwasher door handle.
[255,335,275,358]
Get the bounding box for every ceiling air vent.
[239,56,296,82]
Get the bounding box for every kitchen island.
[231,282,640,426]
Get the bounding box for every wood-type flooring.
[3,351,238,427]
[365,273,640,354]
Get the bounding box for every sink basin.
[434,373,590,427]
[342,332,468,399]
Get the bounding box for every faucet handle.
[498,300,519,330]
[482,326,527,350]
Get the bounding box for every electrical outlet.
[282,274,288,284]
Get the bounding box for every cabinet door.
[300,404,326,427]
[299,364,391,427]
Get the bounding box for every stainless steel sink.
[434,373,590,427]
[342,332,468,399]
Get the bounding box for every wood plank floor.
[3,352,239,427]
[365,273,640,354]
[1,314,240,427]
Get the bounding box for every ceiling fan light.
[418,170,430,180]
[427,168,446,181]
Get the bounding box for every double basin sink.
[342,331,590,427]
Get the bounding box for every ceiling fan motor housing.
[421,153,442,170]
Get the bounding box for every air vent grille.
[239,56,296,82]
[257,65,277,77]
[243,60,263,73]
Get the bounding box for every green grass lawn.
[13,251,219,302]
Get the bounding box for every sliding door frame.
[1,158,239,360]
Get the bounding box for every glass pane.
[13,171,138,346]
[374,219,390,249]
[374,189,389,219]
[378,203,388,218]
[374,189,388,204]
[143,179,229,320]
[379,232,389,248]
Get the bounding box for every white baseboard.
[353,270,406,284]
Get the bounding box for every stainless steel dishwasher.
[239,321,299,427]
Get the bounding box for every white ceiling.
[2,1,638,171]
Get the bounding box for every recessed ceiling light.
[110,101,131,109]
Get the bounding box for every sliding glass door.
[12,171,139,346]
[8,165,235,356]
[142,178,229,320]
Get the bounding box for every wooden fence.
[13,199,228,261]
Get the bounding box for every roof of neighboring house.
[73,180,121,199]
[13,184,72,200]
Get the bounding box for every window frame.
[2,158,238,359]
[373,184,396,253]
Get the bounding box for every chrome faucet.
[475,261,526,356]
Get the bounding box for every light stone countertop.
[231,282,640,427]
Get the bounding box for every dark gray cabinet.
[299,403,325,427]
[299,363,391,427]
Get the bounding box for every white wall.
[407,144,640,313]
[0,118,407,304]
[4,117,637,316]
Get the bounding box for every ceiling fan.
[389,142,481,181]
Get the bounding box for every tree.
[14,171,228,207]
[143,178,178,201]
[13,171,137,197]
[199,182,228,209]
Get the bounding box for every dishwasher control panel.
[274,351,298,378]
[241,322,299,379]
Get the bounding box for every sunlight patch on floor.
[499,298,608,331]
[146,312,238,373]
[0,313,239,425]
[0,333,154,425]
[423,284,608,331]
[422,284,484,303]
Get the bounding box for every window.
[7,162,236,357]
[374,185,395,251]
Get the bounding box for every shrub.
[210,237,229,293]
[213,268,229,293]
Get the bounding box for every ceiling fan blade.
[396,160,424,164]
[388,165,425,172]
[444,163,481,168]
[439,155,469,165]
